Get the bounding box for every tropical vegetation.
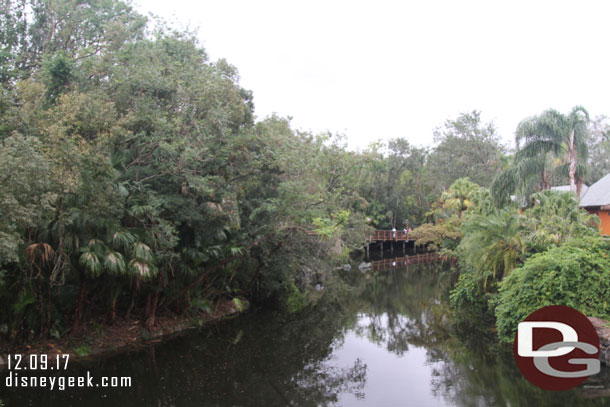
[436,109,608,343]
[1,0,609,349]
[0,0,509,344]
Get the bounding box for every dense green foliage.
[0,0,511,343]
[443,110,608,343]
[495,237,610,342]
[0,0,374,340]
[2,0,607,349]
[428,111,506,190]
[458,210,528,281]
[408,220,462,251]
[450,186,599,310]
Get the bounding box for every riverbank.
[0,297,249,367]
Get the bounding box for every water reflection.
[2,260,610,406]
[369,252,444,272]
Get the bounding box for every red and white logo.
[513,305,600,391]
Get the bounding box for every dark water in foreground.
[2,260,610,406]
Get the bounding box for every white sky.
[134,0,610,151]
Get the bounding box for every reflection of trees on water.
[428,340,610,407]
[1,273,369,407]
[295,358,367,402]
[352,263,455,356]
[351,264,610,407]
[5,263,610,407]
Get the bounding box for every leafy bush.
[449,266,498,330]
[409,217,462,251]
[524,190,599,252]
[450,267,495,310]
[494,237,610,342]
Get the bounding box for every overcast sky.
[133,0,610,150]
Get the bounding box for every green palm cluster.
[458,210,527,282]
[491,106,590,205]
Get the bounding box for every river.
[2,255,610,406]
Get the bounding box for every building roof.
[550,184,589,200]
[580,173,610,207]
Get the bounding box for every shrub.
[494,236,610,342]
[409,217,462,251]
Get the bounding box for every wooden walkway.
[370,252,441,272]
[370,230,411,242]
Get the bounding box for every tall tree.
[427,111,506,191]
[515,106,590,196]
[491,106,590,205]
[490,151,557,206]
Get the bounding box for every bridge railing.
[371,230,409,241]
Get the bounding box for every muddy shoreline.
[0,297,249,367]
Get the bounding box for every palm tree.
[439,177,480,218]
[515,106,589,196]
[491,106,590,205]
[458,210,528,284]
[491,152,556,206]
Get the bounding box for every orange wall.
[589,209,610,236]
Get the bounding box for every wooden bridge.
[366,230,413,256]
[370,252,442,272]
[370,230,411,242]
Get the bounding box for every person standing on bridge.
[392,227,396,239]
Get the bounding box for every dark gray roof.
[580,173,610,207]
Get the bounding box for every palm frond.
[132,241,153,262]
[128,259,157,279]
[79,251,103,277]
[104,251,126,275]
[26,243,55,265]
[112,230,135,249]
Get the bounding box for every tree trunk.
[46,275,52,337]
[126,283,136,319]
[568,129,577,194]
[36,277,47,338]
[146,291,159,330]
[107,288,118,325]
[145,273,163,329]
[72,271,87,335]
[541,169,551,191]
[144,292,152,329]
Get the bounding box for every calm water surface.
[2,258,610,406]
